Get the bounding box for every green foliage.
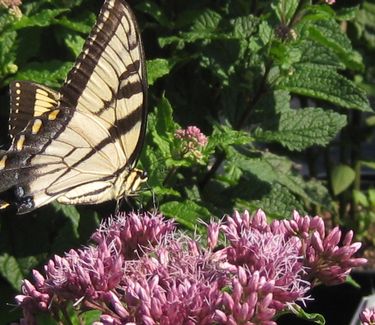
[0,0,374,323]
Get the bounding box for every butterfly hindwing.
[0,0,147,214]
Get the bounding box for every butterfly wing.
[0,0,147,214]
[8,80,60,138]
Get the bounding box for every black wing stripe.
[117,80,143,100]
[60,0,123,108]
[59,184,112,201]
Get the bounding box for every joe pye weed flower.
[15,210,366,324]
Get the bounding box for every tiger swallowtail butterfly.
[0,0,148,214]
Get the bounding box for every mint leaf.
[307,19,363,71]
[280,63,372,111]
[13,9,68,29]
[271,0,299,24]
[160,200,211,229]
[255,108,347,151]
[147,58,172,86]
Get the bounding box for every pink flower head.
[325,0,335,4]
[360,307,375,325]
[175,126,208,160]
[175,126,208,147]
[15,209,367,324]
[0,0,22,17]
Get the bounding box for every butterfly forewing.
[0,0,147,214]
[9,81,60,138]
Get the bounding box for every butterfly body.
[0,0,147,214]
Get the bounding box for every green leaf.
[13,9,69,29]
[191,9,221,34]
[307,19,363,71]
[231,15,258,39]
[236,183,305,219]
[255,108,347,151]
[289,303,326,325]
[81,310,101,323]
[0,254,23,290]
[148,96,178,158]
[56,14,95,34]
[271,0,299,24]
[331,164,356,195]
[336,6,359,21]
[147,58,173,86]
[208,124,253,153]
[280,64,372,111]
[160,200,211,229]
[232,151,322,205]
[353,189,369,207]
[361,160,375,171]
[297,40,345,69]
[0,30,17,82]
[354,2,375,48]
[62,32,85,57]
[159,9,223,47]
[52,202,80,239]
[14,60,73,88]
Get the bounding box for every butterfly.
[0,0,148,214]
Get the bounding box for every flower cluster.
[0,0,22,17]
[175,125,208,160]
[15,210,366,324]
[360,307,375,325]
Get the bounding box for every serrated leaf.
[280,64,372,111]
[255,108,347,151]
[271,0,299,24]
[307,19,363,70]
[13,9,68,29]
[258,20,273,45]
[231,15,258,39]
[336,6,359,21]
[160,200,211,229]
[0,254,23,290]
[14,60,73,88]
[331,164,356,196]
[149,96,178,158]
[191,9,221,34]
[208,124,253,153]
[62,32,85,57]
[147,58,172,86]
[297,40,344,69]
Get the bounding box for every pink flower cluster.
[360,307,375,325]
[15,210,366,324]
[175,126,208,160]
[175,126,208,147]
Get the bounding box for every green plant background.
[0,0,374,323]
